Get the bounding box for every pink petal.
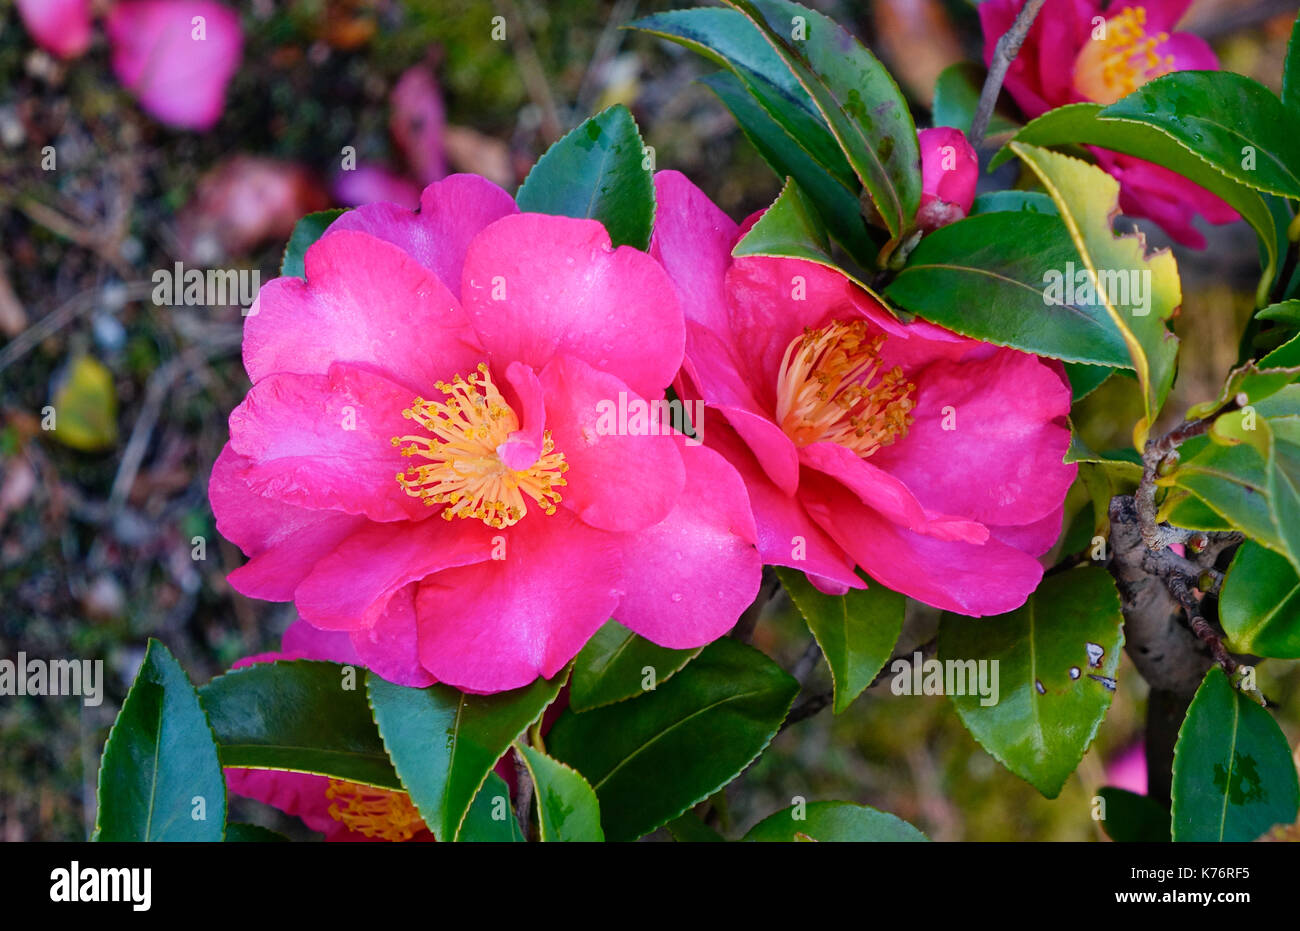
[211,446,367,602]
[243,229,482,392]
[349,583,437,688]
[497,361,546,470]
[16,0,92,59]
[227,362,433,522]
[988,504,1066,557]
[106,1,242,130]
[415,509,623,692]
[918,126,978,230]
[1158,32,1218,72]
[538,353,684,533]
[803,476,1045,616]
[293,518,498,632]
[327,174,519,294]
[650,170,739,338]
[613,437,761,648]
[331,162,422,210]
[461,214,685,399]
[281,620,363,666]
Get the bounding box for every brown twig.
[971,0,1047,146]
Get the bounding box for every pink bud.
[917,126,978,231]
[16,0,92,60]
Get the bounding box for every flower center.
[391,363,568,528]
[325,779,426,841]
[774,320,915,458]
[1073,6,1174,105]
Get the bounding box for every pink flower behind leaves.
[106,1,243,131]
[211,174,761,693]
[651,170,1075,615]
[15,0,92,59]
[978,0,1236,247]
[390,65,447,186]
[917,126,978,232]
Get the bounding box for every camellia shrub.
[91,0,1300,844]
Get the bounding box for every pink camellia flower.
[917,126,978,232]
[211,173,761,692]
[15,0,93,59]
[1105,740,1148,795]
[105,1,243,130]
[651,171,1075,614]
[979,0,1237,247]
[224,622,436,842]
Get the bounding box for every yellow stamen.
[325,779,426,842]
[1073,6,1176,105]
[391,363,568,528]
[774,320,915,458]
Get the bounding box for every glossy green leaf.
[570,620,699,712]
[938,566,1124,798]
[224,822,289,842]
[932,63,1019,138]
[969,190,1058,216]
[666,812,726,842]
[1097,787,1170,843]
[95,639,225,841]
[1012,143,1181,446]
[725,0,921,251]
[993,103,1278,306]
[886,211,1134,368]
[459,771,525,842]
[1284,13,1300,115]
[548,638,798,841]
[1064,362,1114,402]
[776,567,903,713]
[199,660,399,790]
[515,104,654,250]
[1219,541,1300,658]
[1171,668,1300,841]
[517,744,604,841]
[743,800,927,841]
[281,209,347,278]
[366,669,566,841]
[1103,71,1300,201]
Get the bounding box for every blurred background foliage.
[1,0,1297,841]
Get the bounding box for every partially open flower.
[978,0,1237,247]
[652,171,1075,615]
[211,174,761,693]
[917,126,978,232]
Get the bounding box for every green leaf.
[366,669,566,841]
[570,620,699,712]
[458,771,525,842]
[515,104,654,250]
[1103,71,1300,201]
[1064,362,1114,402]
[1097,787,1170,843]
[776,567,902,713]
[1171,668,1300,841]
[666,812,727,842]
[699,71,877,263]
[992,103,1278,305]
[548,638,798,841]
[1219,541,1300,658]
[516,744,604,841]
[1284,13,1300,115]
[95,639,225,841]
[51,355,118,452]
[743,800,927,841]
[281,209,347,278]
[932,63,1019,138]
[198,660,399,789]
[1012,143,1181,446]
[969,190,1058,216]
[885,211,1135,368]
[224,822,289,842]
[938,566,1124,798]
[725,0,921,252]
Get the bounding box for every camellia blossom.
[979,0,1237,247]
[15,0,93,59]
[223,622,435,842]
[211,173,761,693]
[651,170,1075,615]
[106,1,243,130]
[917,126,978,232]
